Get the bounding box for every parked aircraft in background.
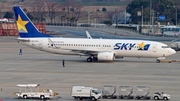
[171,41,180,51]
[14,6,176,63]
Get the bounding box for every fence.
[0,22,46,36]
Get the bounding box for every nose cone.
[169,49,176,56]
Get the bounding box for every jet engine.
[97,52,115,61]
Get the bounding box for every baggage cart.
[135,86,151,100]
[119,86,134,99]
[102,85,117,99]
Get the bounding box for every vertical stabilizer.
[13,6,52,38]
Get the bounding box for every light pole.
[94,19,96,28]
[142,6,143,27]
[167,5,177,25]
[88,11,90,24]
[124,10,126,24]
[173,6,177,25]
[150,0,152,25]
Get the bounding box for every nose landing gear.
[156,59,161,63]
[156,57,166,63]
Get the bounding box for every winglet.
[86,31,92,39]
[13,6,52,38]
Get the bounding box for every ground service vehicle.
[14,84,58,100]
[135,86,151,100]
[153,92,171,100]
[102,85,117,99]
[161,26,180,36]
[119,86,134,99]
[71,86,101,101]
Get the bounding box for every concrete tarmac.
[0,36,180,101]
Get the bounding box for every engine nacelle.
[97,52,115,61]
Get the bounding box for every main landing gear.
[156,59,161,63]
[87,57,98,62]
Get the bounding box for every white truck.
[71,86,101,101]
[14,84,58,100]
[153,92,171,100]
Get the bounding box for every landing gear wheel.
[156,59,161,63]
[40,95,45,100]
[87,57,92,62]
[93,57,98,61]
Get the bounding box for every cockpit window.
[92,89,101,94]
[162,46,170,48]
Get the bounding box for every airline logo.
[16,15,29,33]
[137,42,150,51]
[114,42,150,51]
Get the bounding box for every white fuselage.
[18,37,176,59]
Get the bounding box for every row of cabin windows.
[53,43,145,49]
[54,44,111,47]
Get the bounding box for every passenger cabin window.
[162,46,170,48]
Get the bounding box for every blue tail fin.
[13,6,52,38]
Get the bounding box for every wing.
[66,48,111,56]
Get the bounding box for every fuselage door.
[153,44,157,52]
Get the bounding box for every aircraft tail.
[13,6,52,38]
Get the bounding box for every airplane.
[171,41,180,51]
[13,6,176,63]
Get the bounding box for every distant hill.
[0,0,130,11]
[71,0,132,6]
[0,0,130,23]
[20,0,132,6]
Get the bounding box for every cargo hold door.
[39,40,43,50]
